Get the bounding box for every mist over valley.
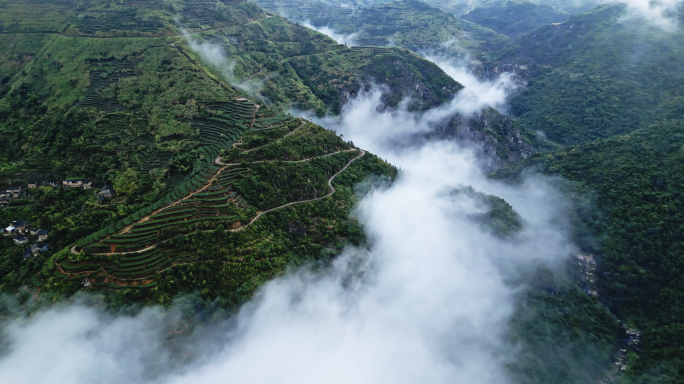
[0,0,682,382]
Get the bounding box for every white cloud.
[427,55,518,115]
[0,304,171,384]
[301,21,360,46]
[300,57,518,152]
[183,31,264,94]
[614,0,681,30]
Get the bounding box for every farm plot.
[77,58,139,112]
[71,8,165,36]
[138,150,172,181]
[78,248,201,288]
[69,96,267,288]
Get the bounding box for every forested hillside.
[494,120,684,382]
[490,4,684,145]
[423,0,599,15]
[463,0,568,38]
[258,0,511,55]
[256,0,543,162]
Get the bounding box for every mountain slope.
[257,0,511,56]
[493,120,684,380]
[255,0,542,162]
[462,1,568,38]
[490,4,684,145]
[0,0,425,306]
[423,0,599,15]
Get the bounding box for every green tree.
[113,168,139,195]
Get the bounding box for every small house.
[28,181,39,189]
[45,179,59,187]
[63,179,93,189]
[30,243,42,255]
[3,226,15,236]
[6,186,21,198]
[23,248,32,258]
[36,229,49,242]
[11,219,30,232]
[98,185,116,201]
[13,235,28,245]
[40,243,51,253]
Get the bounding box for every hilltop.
[257,0,511,56]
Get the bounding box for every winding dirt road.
[231,149,366,232]
[215,148,358,166]
[234,119,307,153]
[72,149,366,255]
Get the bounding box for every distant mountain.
[256,0,511,56]
[462,0,568,38]
[422,0,600,15]
[489,3,684,145]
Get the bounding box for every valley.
[0,0,683,383]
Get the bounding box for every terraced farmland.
[58,94,314,288]
[77,58,138,112]
[71,8,165,36]
[57,100,370,290]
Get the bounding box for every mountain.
[0,0,460,305]
[256,0,543,162]
[494,119,684,381]
[489,4,684,145]
[423,0,599,15]
[477,3,684,381]
[3,0,684,382]
[462,0,568,38]
[257,0,511,56]
[254,0,507,55]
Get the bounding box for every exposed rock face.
[433,107,536,167]
[578,253,598,296]
[355,51,463,112]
